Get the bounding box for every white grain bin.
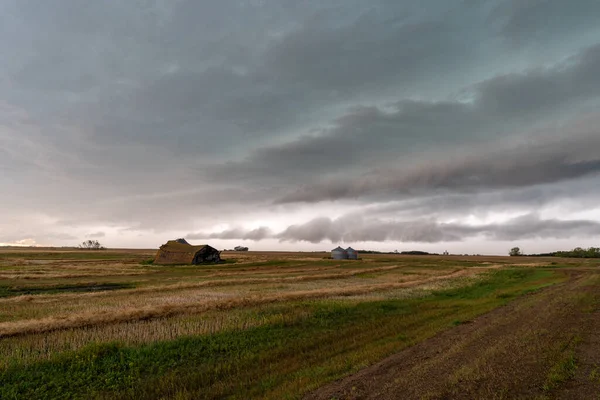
[346,247,358,260]
[331,246,348,260]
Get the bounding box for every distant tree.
[401,251,430,256]
[355,250,384,254]
[234,246,249,251]
[555,246,600,258]
[78,240,105,250]
[589,247,600,258]
[509,247,522,257]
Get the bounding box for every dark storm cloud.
[355,179,600,220]
[484,214,600,241]
[277,127,600,203]
[266,18,456,92]
[4,0,598,168]
[190,214,600,244]
[491,0,600,47]
[2,0,600,248]
[207,101,480,183]
[209,42,600,191]
[129,66,308,140]
[475,44,600,118]
[74,0,487,149]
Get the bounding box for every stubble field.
[0,248,598,399]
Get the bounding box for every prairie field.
[1,248,599,399]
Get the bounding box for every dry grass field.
[0,248,598,399]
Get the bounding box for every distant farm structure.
[331,246,359,260]
[346,247,358,260]
[154,239,221,265]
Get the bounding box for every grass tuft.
[543,353,577,391]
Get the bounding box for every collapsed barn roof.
[154,240,221,265]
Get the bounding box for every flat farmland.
[1,249,599,399]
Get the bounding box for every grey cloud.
[207,102,480,184]
[356,177,600,220]
[243,227,274,241]
[5,0,599,175]
[53,186,278,232]
[484,214,600,241]
[274,217,467,244]
[191,214,600,244]
[276,217,468,243]
[277,127,600,203]
[130,67,306,141]
[266,18,456,92]
[0,232,77,244]
[491,0,600,47]
[47,233,79,241]
[188,227,273,241]
[86,232,106,239]
[2,1,600,249]
[16,0,494,155]
[2,0,296,145]
[36,40,600,231]
[208,43,600,188]
[475,44,600,118]
[1,1,168,95]
[115,3,472,145]
[278,218,344,244]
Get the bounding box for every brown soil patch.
[551,277,600,399]
[306,270,600,400]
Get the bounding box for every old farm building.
[154,239,221,265]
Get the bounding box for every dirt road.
[306,269,600,400]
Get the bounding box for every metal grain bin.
[346,247,358,260]
[331,246,348,260]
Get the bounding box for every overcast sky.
[2,0,600,254]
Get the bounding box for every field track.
[306,268,600,399]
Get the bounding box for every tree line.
[509,246,600,258]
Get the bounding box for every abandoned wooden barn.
[154,239,221,265]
